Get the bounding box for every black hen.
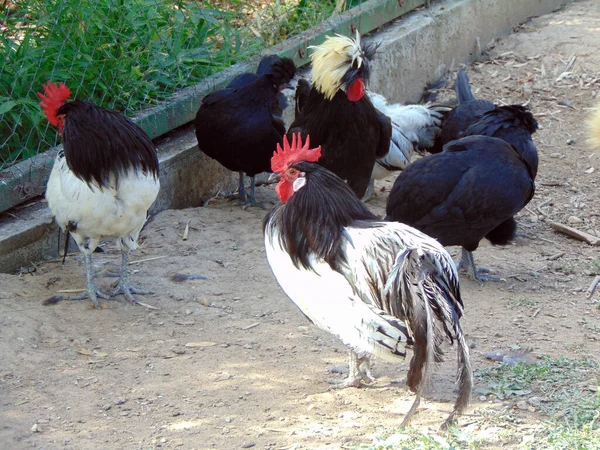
[287,31,391,198]
[386,129,537,282]
[194,55,296,207]
[227,54,289,116]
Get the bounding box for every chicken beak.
[267,172,281,184]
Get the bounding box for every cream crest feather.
[309,30,375,100]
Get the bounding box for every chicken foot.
[110,249,155,307]
[457,248,501,283]
[42,253,110,308]
[327,351,373,389]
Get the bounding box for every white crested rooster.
[263,133,472,427]
[39,82,160,308]
[365,92,444,200]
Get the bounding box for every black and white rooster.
[39,82,160,308]
[263,133,472,427]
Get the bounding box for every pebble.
[567,138,575,145]
[114,398,127,406]
[31,424,39,433]
[103,404,112,411]
[516,400,528,410]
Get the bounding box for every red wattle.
[276,180,295,203]
[347,78,365,102]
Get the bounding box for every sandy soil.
[1,1,600,449]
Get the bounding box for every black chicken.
[287,31,391,198]
[386,109,538,282]
[194,55,296,207]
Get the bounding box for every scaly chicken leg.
[327,351,374,389]
[457,248,500,283]
[110,248,153,304]
[43,251,111,308]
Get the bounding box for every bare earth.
[1,2,600,449]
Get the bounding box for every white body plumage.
[264,219,459,362]
[46,150,160,255]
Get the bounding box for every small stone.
[528,396,543,407]
[103,404,112,411]
[469,342,477,349]
[479,395,487,402]
[550,152,561,158]
[114,398,127,406]
[241,443,255,449]
[567,138,575,145]
[567,216,582,224]
[185,309,192,316]
[516,400,528,410]
[160,438,167,444]
[31,424,39,433]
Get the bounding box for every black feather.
[59,101,159,189]
[386,135,535,250]
[195,57,296,177]
[264,162,376,272]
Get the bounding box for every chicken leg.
[233,172,265,209]
[327,351,374,389]
[457,248,500,283]
[42,252,110,308]
[110,248,153,304]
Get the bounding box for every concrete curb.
[0,0,568,273]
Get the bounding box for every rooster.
[264,134,472,427]
[287,31,391,199]
[39,82,160,308]
[195,56,296,208]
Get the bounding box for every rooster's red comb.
[271,133,322,173]
[38,82,71,127]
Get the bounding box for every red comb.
[38,82,71,127]
[271,133,322,173]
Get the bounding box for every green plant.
[0,0,369,169]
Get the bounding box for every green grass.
[359,356,599,450]
[0,0,366,169]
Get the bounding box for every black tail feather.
[392,248,472,425]
[455,70,475,104]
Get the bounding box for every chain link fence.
[0,0,361,171]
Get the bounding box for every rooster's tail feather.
[387,248,472,424]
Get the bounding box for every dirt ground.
[1,1,600,449]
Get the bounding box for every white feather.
[46,152,160,253]
[368,91,443,180]
[264,220,456,363]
